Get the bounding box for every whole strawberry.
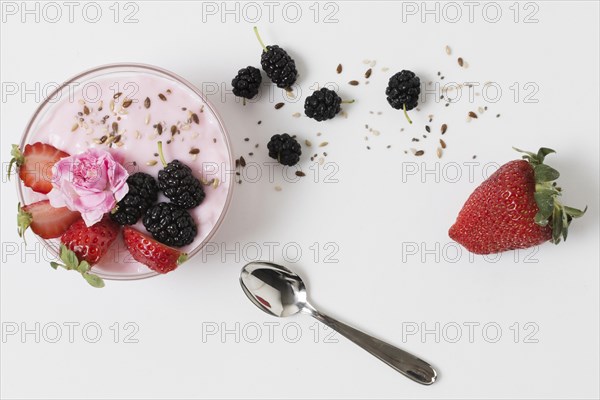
[449,147,586,254]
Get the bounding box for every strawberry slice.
[18,200,80,239]
[61,217,120,265]
[9,142,69,194]
[123,226,188,274]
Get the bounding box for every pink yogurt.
[20,65,233,279]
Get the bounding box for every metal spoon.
[239,261,438,385]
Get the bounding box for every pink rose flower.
[47,148,129,226]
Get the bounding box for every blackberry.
[267,133,301,166]
[304,88,354,121]
[143,202,197,247]
[232,66,262,100]
[254,27,298,89]
[157,141,205,209]
[385,70,421,124]
[110,172,159,225]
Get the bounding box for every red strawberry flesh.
[18,143,69,194]
[449,160,552,254]
[123,226,186,274]
[19,200,81,239]
[61,217,119,265]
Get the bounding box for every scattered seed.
[478,106,485,114]
[365,68,372,79]
[83,106,90,115]
[257,120,262,125]
[192,113,200,124]
[275,102,285,109]
[381,67,389,72]
[440,139,447,148]
[425,125,431,133]
[441,124,447,134]
[113,92,122,99]
[156,124,163,135]
[336,64,342,74]
[189,148,200,155]
[496,114,501,118]
[146,160,158,166]
[445,45,451,55]
[305,140,312,147]
[109,99,115,112]
[145,114,151,125]
[112,122,119,133]
[212,178,220,189]
[275,185,282,192]
[99,135,108,144]
[458,57,464,67]
[415,150,425,156]
[472,155,477,159]
[437,148,443,158]
[468,111,478,119]
[349,80,359,86]
[170,125,177,136]
[292,112,301,118]
[71,123,79,132]
[158,93,167,101]
[240,156,246,167]
[144,97,151,108]
[122,98,133,108]
[296,171,305,177]
[370,60,376,67]
[319,142,329,147]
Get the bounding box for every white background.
[1,1,599,399]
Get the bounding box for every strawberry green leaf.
[59,244,79,270]
[8,144,23,180]
[533,191,554,225]
[177,253,188,265]
[82,272,105,288]
[561,207,569,242]
[16,203,32,242]
[564,205,587,218]
[534,164,560,182]
[551,206,564,244]
[536,148,556,163]
[78,260,91,273]
[50,262,61,270]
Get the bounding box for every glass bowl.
[17,63,234,280]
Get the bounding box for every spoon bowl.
[240,261,438,385]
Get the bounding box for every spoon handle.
[310,310,437,385]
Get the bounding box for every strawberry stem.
[342,99,355,104]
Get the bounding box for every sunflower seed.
[157,124,163,135]
[144,97,151,108]
[292,112,301,118]
[349,80,359,86]
[146,160,157,166]
[71,123,79,132]
[319,142,329,147]
[440,139,446,148]
[189,148,200,155]
[240,156,246,167]
[365,68,372,79]
[415,150,425,156]
[122,98,133,108]
[275,102,284,109]
[468,111,478,119]
[441,124,447,134]
[109,99,115,112]
[437,148,443,158]
[158,93,167,101]
[113,92,122,99]
[305,140,312,147]
[192,113,200,124]
[336,64,342,74]
[445,45,451,55]
[296,171,305,177]
[458,57,464,67]
[145,114,151,125]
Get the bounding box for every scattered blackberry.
[232,66,262,101]
[110,172,159,225]
[304,88,354,121]
[385,70,421,124]
[156,141,205,209]
[267,134,301,166]
[143,202,197,247]
[254,27,298,89]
